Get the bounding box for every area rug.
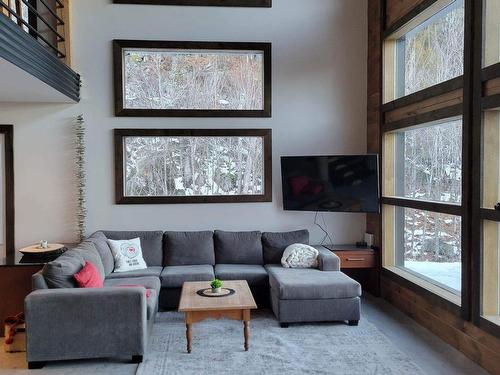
[136,310,425,375]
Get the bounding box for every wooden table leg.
[185,312,192,354]
[243,309,250,351]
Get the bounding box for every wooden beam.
[385,88,463,123]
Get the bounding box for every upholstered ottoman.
[266,266,361,327]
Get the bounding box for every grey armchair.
[25,287,149,369]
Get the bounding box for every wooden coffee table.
[178,280,257,353]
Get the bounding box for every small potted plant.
[210,279,223,294]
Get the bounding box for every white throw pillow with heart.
[107,238,147,273]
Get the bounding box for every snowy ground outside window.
[405,261,461,292]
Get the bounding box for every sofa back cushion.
[87,231,114,276]
[163,231,215,266]
[42,250,85,288]
[72,241,106,280]
[262,230,310,264]
[214,231,263,265]
[101,230,163,266]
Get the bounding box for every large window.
[113,40,272,117]
[383,0,464,102]
[383,118,463,298]
[382,0,500,343]
[391,120,462,204]
[382,0,465,306]
[114,129,272,204]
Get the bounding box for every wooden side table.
[0,243,73,336]
[324,245,380,296]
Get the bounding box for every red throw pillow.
[117,285,151,299]
[74,261,104,288]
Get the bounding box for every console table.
[0,248,72,335]
[324,244,380,296]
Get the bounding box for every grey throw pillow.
[87,231,114,276]
[214,231,263,265]
[262,230,310,264]
[72,241,106,280]
[42,251,85,288]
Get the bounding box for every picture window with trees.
[113,40,271,117]
[381,0,466,305]
[383,0,464,103]
[114,129,272,204]
[383,118,463,298]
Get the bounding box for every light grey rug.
[137,310,426,375]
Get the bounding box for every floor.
[0,294,490,375]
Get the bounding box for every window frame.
[391,0,465,100]
[381,0,469,314]
[114,128,273,205]
[113,39,272,118]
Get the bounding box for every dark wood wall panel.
[367,0,382,248]
[382,275,500,375]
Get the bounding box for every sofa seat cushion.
[262,230,309,265]
[214,231,263,265]
[106,266,163,280]
[104,276,161,295]
[102,231,163,266]
[214,264,268,286]
[266,265,361,300]
[160,265,214,288]
[163,231,215,266]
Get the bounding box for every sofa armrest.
[25,287,147,362]
[314,246,341,271]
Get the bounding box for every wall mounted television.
[281,155,380,213]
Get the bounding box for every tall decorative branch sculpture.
[74,115,87,242]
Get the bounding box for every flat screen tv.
[281,155,380,213]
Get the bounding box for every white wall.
[0,0,368,248]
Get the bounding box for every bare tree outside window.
[123,50,264,111]
[401,120,462,204]
[398,0,464,97]
[124,136,264,197]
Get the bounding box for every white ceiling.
[0,57,76,103]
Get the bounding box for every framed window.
[114,129,272,204]
[382,117,463,302]
[113,0,272,6]
[387,119,462,204]
[113,40,272,117]
[383,0,465,102]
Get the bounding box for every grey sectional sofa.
[25,229,361,368]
